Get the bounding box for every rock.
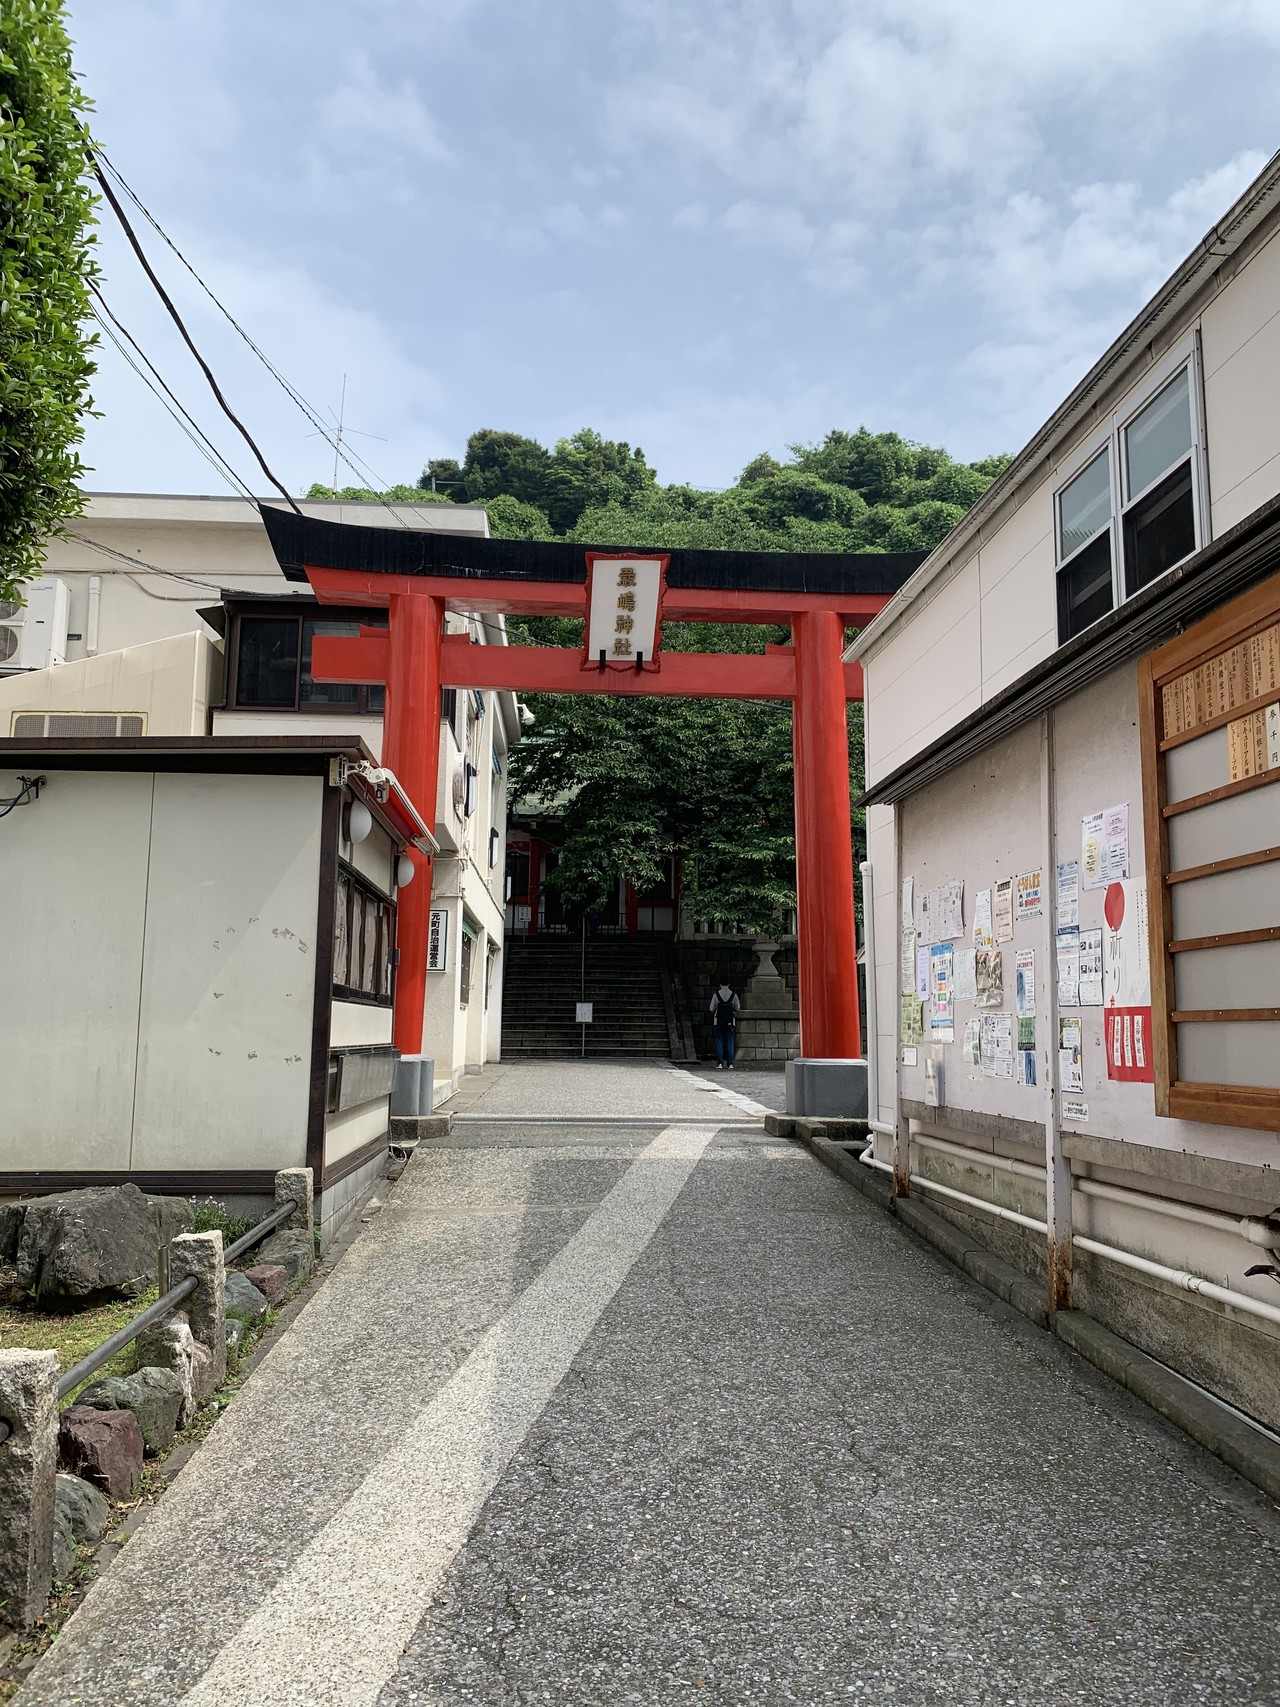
[0,1201,24,1263]
[75,1367,186,1456]
[134,1321,197,1429]
[189,1340,214,1404]
[15,1185,163,1308]
[59,1406,143,1500]
[52,1502,77,1583]
[240,1263,288,1306]
[224,1271,269,1322]
[225,1318,248,1357]
[255,1227,314,1284]
[55,1473,109,1545]
[147,1195,194,1248]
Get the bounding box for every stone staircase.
[501,935,677,1057]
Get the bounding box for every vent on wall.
[10,712,147,738]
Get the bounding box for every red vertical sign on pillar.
[791,609,862,1060]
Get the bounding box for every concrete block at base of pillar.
[0,1349,59,1631]
[391,1055,434,1117]
[785,1058,869,1118]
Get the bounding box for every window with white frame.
[1055,356,1203,644]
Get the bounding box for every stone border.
[0,1162,387,1689]
[797,1128,1280,1505]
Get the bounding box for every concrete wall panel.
[129,773,321,1170]
[0,769,152,1168]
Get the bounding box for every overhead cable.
[67,530,226,593]
[87,145,302,514]
[89,286,258,502]
[94,149,416,529]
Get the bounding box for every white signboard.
[576,1002,594,1024]
[585,554,665,666]
[427,907,449,971]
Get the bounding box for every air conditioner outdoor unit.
[0,580,70,672]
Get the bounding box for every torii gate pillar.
[792,609,861,1061]
[383,591,443,1056]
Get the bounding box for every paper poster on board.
[1015,949,1036,1017]
[1102,878,1154,1083]
[1056,860,1080,928]
[981,1013,1013,1078]
[916,947,931,1002]
[1015,871,1043,920]
[930,943,955,1042]
[964,1018,982,1078]
[976,950,1004,1009]
[1078,929,1103,1005]
[901,995,924,1047]
[994,879,1014,942]
[1059,1017,1084,1092]
[973,889,993,949]
[1083,806,1129,890]
[954,948,978,1004]
[1056,927,1080,1007]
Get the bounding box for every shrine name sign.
[584,553,667,670]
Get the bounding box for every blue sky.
[68,1,1280,498]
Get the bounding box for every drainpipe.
[86,576,102,657]
[858,859,899,1149]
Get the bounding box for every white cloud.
[82,222,452,497]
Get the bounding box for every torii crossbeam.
[260,508,924,1079]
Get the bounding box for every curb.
[803,1132,1280,1504]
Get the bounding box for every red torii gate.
[260,509,921,1072]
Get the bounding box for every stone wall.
[672,938,799,1064]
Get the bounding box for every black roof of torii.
[260,505,926,598]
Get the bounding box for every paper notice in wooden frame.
[583,552,668,671]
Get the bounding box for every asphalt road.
[18,1062,1280,1706]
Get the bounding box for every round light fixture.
[345,801,373,844]
[396,853,416,887]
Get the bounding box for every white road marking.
[180,1123,721,1707]
[667,1065,774,1118]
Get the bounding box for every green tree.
[305,481,455,503]
[458,428,554,512]
[0,0,98,600]
[324,425,1010,926]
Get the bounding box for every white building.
[0,495,519,1232]
[852,155,1280,1433]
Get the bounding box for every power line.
[91,311,256,501]
[66,530,227,593]
[89,283,258,502]
[94,149,417,529]
[88,145,302,514]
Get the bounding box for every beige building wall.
[0,630,221,737]
[1200,224,1280,534]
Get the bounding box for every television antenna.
[306,374,386,492]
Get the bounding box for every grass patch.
[0,1270,155,1406]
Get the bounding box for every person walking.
[709,978,740,1069]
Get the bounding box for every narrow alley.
[16,1064,1280,1707]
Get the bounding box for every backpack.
[713,990,737,1028]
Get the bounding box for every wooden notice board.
[1138,572,1280,1132]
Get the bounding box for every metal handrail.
[51,1199,300,1403]
[57,1275,200,1400]
[223,1199,296,1264]
[1,1192,306,1449]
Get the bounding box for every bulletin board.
[1138,572,1280,1133]
[896,718,1049,1124]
